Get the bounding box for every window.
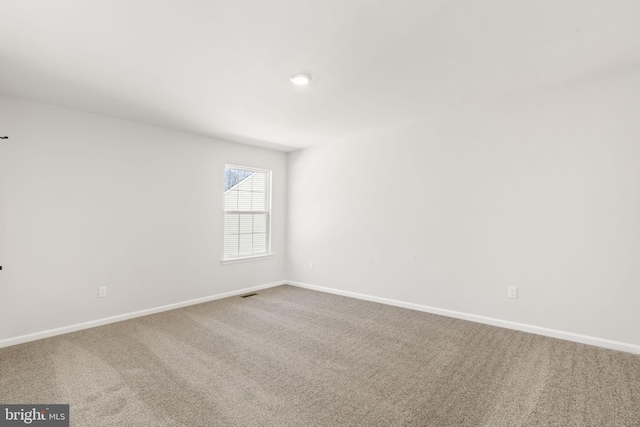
[223,165,271,261]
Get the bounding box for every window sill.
[221,254,274,264]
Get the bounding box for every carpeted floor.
[1,285,639,426]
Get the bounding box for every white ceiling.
[1,1,639,151]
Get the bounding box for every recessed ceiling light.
[290,73,311,85]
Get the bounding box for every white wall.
[287,69,640,348]
[0,96,287,342]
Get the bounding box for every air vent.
[240,293,258,298]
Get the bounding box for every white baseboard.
[0,281,287,349]
[287,281,640,355]
[4,279,639,355]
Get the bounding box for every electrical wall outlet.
[309,262,314,270]
[98,286,107,298]
[508,286,517,299]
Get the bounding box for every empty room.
[1,1,639,426]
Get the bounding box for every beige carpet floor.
[1,285,639,426]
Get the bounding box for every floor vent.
[240,293,258,298]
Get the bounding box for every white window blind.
[223,166,271,259]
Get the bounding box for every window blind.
[224,167,270,258]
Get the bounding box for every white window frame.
[221,164,273,263]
